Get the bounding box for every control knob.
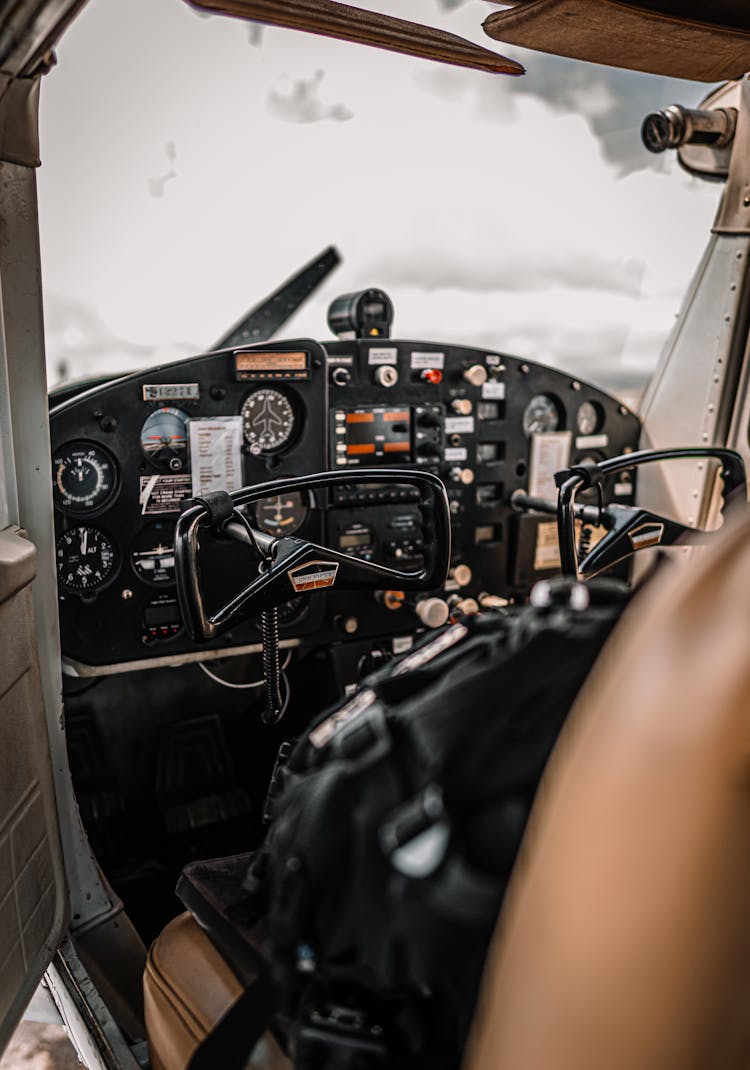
[331,366,351,386]
[451,398,473,416]
[449,563,473,588]
[450,466,475,485]
[463,365,488,388]
[416,597,450,629]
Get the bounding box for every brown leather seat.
[144,912,290,1070]
[465,515,750,1070]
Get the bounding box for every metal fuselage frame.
[1,12,750,1070]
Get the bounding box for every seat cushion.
[144,912,290,1070]
[144,912,244,1070]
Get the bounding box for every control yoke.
[514,447,746,580]
[174,468,451,642]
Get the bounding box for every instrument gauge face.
[253,491,308,536]
[576,401,601,436]
[241,389,296,454]
[53,441,117,514]
[131,520,176,585]
[141,406,190,470]
[522,394,561,437]
[56,526,118,593]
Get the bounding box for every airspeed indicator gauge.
[241,389,296,455]
[53,441,118,514]
[522,394,561,436]
[56,526,118,593]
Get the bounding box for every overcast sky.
[38,0,723,401]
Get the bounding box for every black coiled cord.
[260,606,285,725]
[577,523,594,565]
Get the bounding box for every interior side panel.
[0,526,67,1053]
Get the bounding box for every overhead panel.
[483,0,750,82]
[185,0,525,75]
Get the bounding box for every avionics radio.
[331,404,442,469]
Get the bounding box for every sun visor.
[483,0,750,82]
[184,0,524,75]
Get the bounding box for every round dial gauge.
[241,389,295,455]
[131,520,176,585]
[522,394,561,436]
[141,407,189,470]
[53,441,117,514]
[253,491,308,536]
[56,526,117,593]
[576,401,601,436]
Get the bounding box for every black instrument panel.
[51,341,329,668]
[50,337,641,671]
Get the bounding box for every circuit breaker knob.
[450,467,475,485]
[451,398,473,416]
[416,597,450,629]
[463,365,487,388]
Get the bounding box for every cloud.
[43,292,197,386]
[148,140,177,198]
[369,247,645,297]
[267,70,354,124]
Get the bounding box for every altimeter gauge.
[53,441,118,514]
[522,394,561,436]
[56,526,118,593]
[240,388,296,455]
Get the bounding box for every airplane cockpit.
[50,286,643,933]
[7,2,750,1070]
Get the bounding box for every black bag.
[238,577,629,1068]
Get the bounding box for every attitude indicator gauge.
[253,491,308,536]
[522,394,561,436]
[53,441,118,514]
[56,526,118,593]
[241,389,296,454]
[141,407,190,470]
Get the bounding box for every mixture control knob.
[463,364,487,388]
[374,365,398,388]
[449,563,473,588]
[416,597,450,629]
[331,366,351,386]
[450,466,475,485]
[451,398,473,416]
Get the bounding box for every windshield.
[38,0,723,409]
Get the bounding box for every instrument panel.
[50,337,641,673]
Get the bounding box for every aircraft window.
[39,1,722,410]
